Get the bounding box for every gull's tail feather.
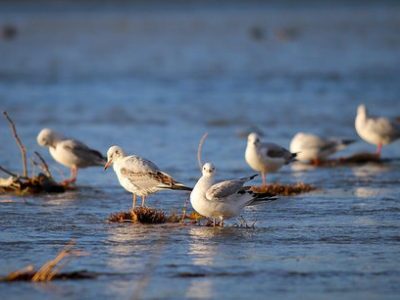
[169,182,193,191]
[157,171,193,191]
[341,139,356,146]
[333,139,356,152]
[287,152,299,163]
[240,174,258,182]
[90,149,107,166]
[246,191,278,206]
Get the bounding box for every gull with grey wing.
[190,162,277,226]
[104,145,192,208]
[37,128,106,184]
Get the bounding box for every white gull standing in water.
[245,132,296,186]
[355,104,400,156]
[290,132,355,164]
[37,128,106,184]
[104,145,192,208]
[190,162,277,226]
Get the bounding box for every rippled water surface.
[1,1,400,299]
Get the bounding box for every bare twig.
[34,151,52,178]
[197,132,208,171]
[3,111,27,177]
[30,158,35,178]
[0,165,18,178]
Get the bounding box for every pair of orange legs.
[132,194,147,209]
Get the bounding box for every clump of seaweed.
[0,241,94,282]
[108,206,204,225]
[250,182,316,196]
[0,111,68,195]
[326,152,382,166]
[109,207,167,224]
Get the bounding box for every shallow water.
[1,1,400,299]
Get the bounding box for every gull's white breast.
[190,178,241,219]
[49,143,78,168]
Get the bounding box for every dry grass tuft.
[0,241,93,282]
[251,183,316,196]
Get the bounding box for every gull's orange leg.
[261,172,267,187]
[376,143,382,157]
[132,194,137,209]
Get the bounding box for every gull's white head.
[104,145,125,170]
[37,128,59,147]
[202,162,216,177]
[357,104,367,116]
[247,132,261,146]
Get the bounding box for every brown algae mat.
[314,152,396,167]
[109,207,203,225]
[108,207,202,225]
[250,183,316,196]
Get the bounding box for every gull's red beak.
[104,160,112,170]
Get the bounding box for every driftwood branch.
[0,165,18,178]
[197,132,208,171]
[3,111,27,177]
[34,151,52,178]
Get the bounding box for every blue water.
[0,1,400,299]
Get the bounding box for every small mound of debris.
[251,183,316,196]
[109,207,167,224]
[0,173,66,195]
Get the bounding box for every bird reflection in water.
[185,227,220,299]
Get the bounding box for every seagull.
[104,145,192,208]
[290,132,355,164]
[37,128,106,184]
[190,162,277,226]
[355,104,400,156]
[245,132,296,186]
